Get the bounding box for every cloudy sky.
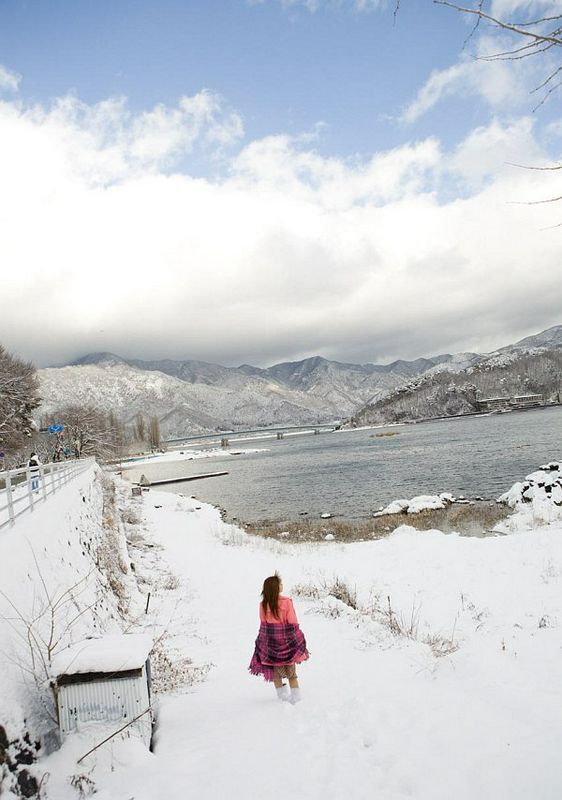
[1,0,561,368]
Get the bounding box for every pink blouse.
[259,595,298,625]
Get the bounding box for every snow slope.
[0,464,143,784]
[39,467,562,800]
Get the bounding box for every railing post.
[5,472,15,526]
[40,465,47,502]
[27,467,34,512]
[51,463,56,494]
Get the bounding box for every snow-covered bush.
[497,462,562,531]
[375,493,453,516]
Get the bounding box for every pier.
[137,471,229,487]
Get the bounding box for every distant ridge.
[41,323,561,436]
[352,324,562,427]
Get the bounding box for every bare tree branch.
[509,195,562,205]
[435,1,562,47]
[506,162,562,172]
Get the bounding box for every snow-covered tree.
[46,406,121,462]
[134,413,146,443]
[149,416,161,450]
[0,344,40,457]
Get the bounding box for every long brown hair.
[261,574,281,619]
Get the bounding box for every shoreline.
[220,499,512,543]
[118,405,561,536]
[116,402,562,463]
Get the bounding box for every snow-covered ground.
[120,446,269,470]
[2,463,562,799]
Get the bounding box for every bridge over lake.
[163,422,342,447]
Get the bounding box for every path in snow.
[92,490,562,800]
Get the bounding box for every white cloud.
[446,116,545,187]
[398,9,562,126]
[0,64,21,92]
[231,133,441,208]
[490,0,560,18]
[2,90,243,188]
[399,31,542,124]
[0,89,560,368]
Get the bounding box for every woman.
[249,574,309,703]
[28,452,41,493]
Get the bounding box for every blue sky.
[0,0,561,367]
[0,1,513,158]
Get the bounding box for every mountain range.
[37,324,562,436]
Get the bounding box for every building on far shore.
[476,397,511,412]
[510,394,544,408]
[477,394,544,412]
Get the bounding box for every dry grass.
[120,506,142,526]
[424,633,460,658]
[161,573,180,591]
[244,502,510,543]
[150,636,212,694]
[323,577,358,609]
[291,581,322,601]
[98,475,130,613]
[381,595,420,639]
[292,579,460,657]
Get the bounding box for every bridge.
[163,421,342,447]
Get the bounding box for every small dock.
[137,471,228,487]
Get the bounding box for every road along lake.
[123,406,562,524]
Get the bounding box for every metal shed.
[53,634,153,747]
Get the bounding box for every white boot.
[276,684,290,701]
[289,687,302,704]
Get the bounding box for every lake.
[125,406,562,523]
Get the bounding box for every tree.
[108,410,127,460]
[149,416,161,450]
[0,344,40,457]
[134,413,146,443]
[48,406,119,462]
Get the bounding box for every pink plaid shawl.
[249,622,309,682]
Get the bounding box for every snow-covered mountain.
[38,358,417,436]
[39,362,333,436]
[38,325,561,435]
[353,325,562,426]
[502,324,562,353]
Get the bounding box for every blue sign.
[48,424,64,434]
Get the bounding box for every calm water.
[129,407,562,523]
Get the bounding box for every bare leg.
[288,668,301,703]
[273,668,290,700]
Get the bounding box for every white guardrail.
[0,457,95,530]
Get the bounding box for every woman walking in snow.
[249,573,309,704]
